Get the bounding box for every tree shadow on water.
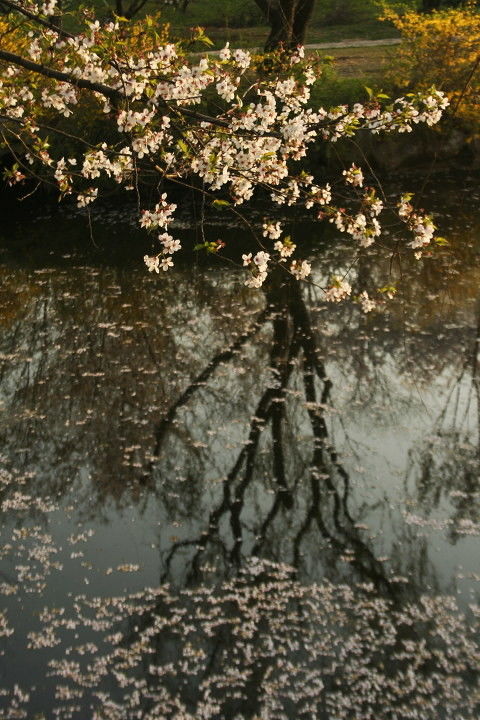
[144,269,394,597]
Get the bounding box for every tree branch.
[0,48,123,100]
[0,0,74,39]
[0,49,284,139]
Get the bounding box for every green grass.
[153,0,401,49]
[308,44,398,107]
[320,45,396,78]
[163,21,398,50]
[65,0,399,46]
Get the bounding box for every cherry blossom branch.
[0,48,123,100]
[0,48,282,139]
[0,0,74,39]
[0,10,450,296]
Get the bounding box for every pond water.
[1,175,480,719]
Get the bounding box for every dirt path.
[305,38,400,50]
[201,38,401,56]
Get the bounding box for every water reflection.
[0,190,480,718]
[149,272,394,599]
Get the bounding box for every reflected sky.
[0,177,480,718]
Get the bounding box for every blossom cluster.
[398,193,436,254]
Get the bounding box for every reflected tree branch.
[154,271,395,598]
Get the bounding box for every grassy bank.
[76,0,401,49]
[309,44,397,106]
[157,0,399,49]
[160,20,398,50]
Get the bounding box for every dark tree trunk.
[264,0,294,51]
[254,0,316,51]
[291,0,315,47]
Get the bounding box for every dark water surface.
[1,176,480,719]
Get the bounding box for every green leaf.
[177,139,190,156]
[379,285,397,295]
[199,35,214,47]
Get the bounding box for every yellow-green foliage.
[382,2,480,130]
[0,18,30,54]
